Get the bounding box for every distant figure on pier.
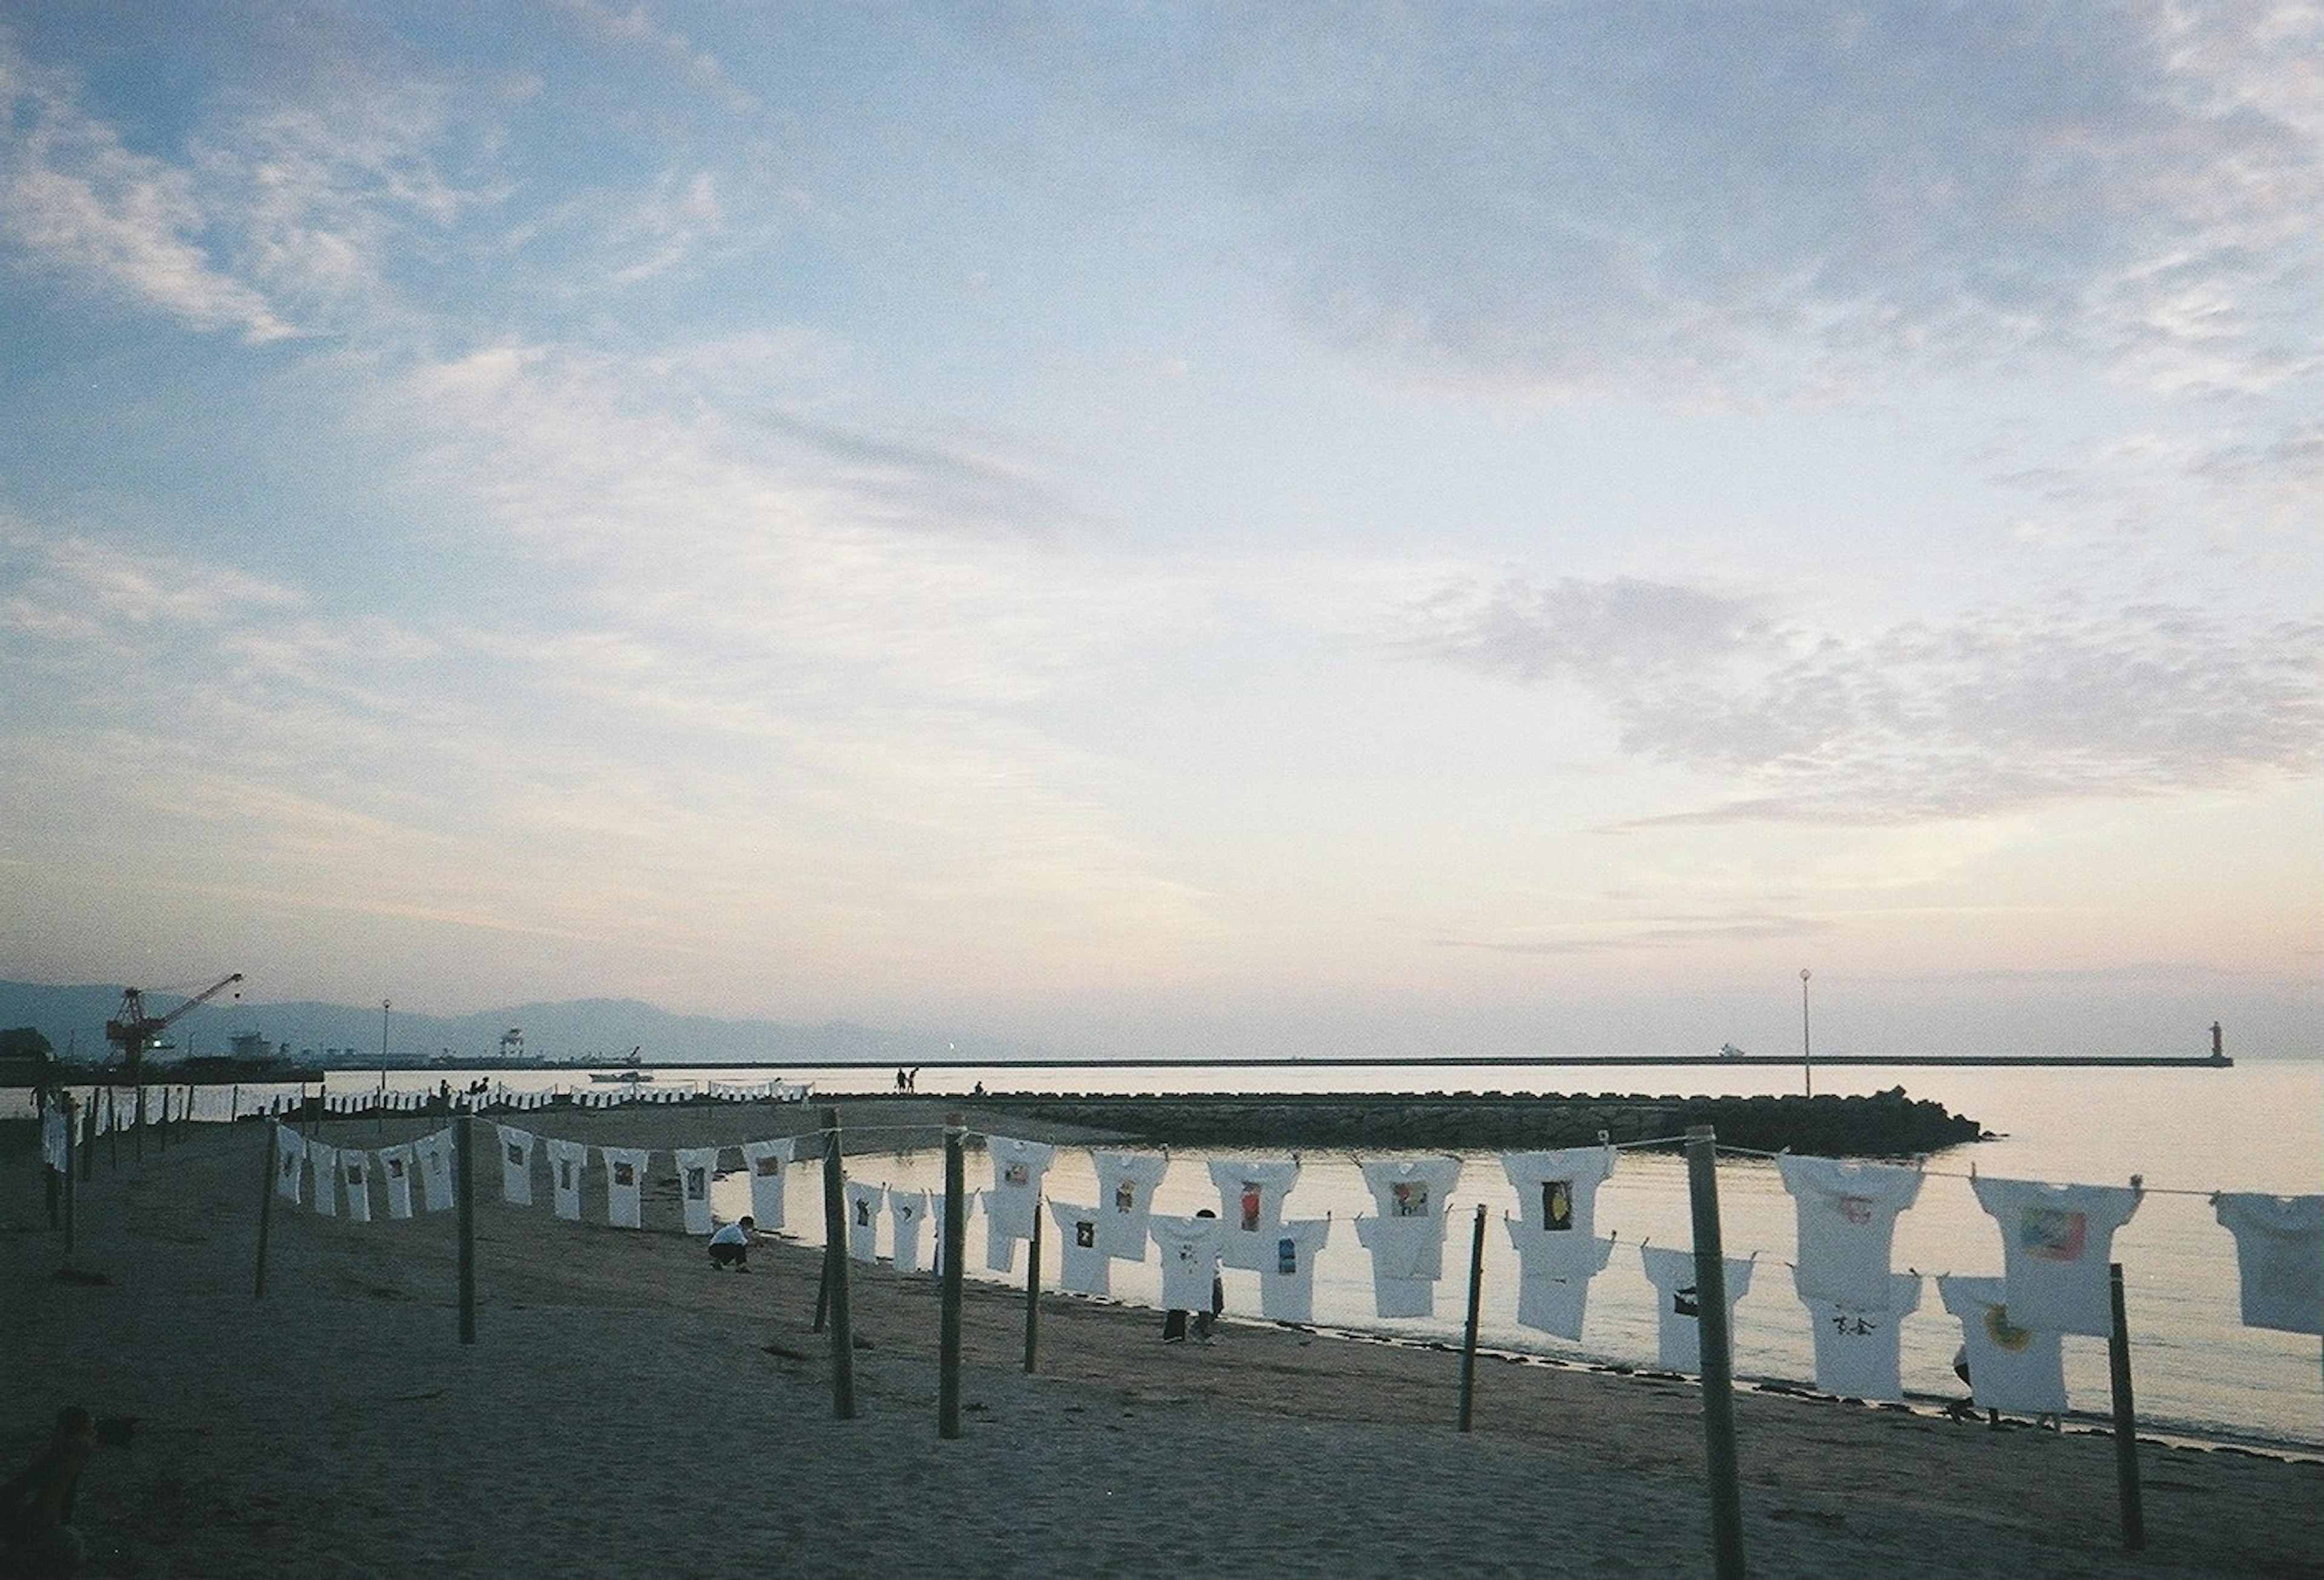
[895,1068,907,1092]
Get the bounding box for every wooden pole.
[939,1116,966,1439]
[1685,1125,1747,1580]
[812,1250,831,1334]
[85,1091,102,1179]
[1458,1202,1488,1432]
[819,1107,856,1418]
[1022,1196,1043,1374]
[254,1122,278,1299]
[456,1112,477,1344]
[135,1084,146,1161]
[158,1086,170,1153]
[61,1096,76,1256]
[2108,1262,2145,1550]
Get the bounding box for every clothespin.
[1596,1129,1610,1146]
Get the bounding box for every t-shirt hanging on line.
[1639,1243,1756,1373]
[1051,1201,1112,1296]
[1970,1175,2141,1337]
[601,1146,652,1230]
[274,1124,306,1205]
[740,1138,795,1230]
[1778,1153,1925,1310]
[377,1144,416,1219]
[307,1141,339,1218]
[1500,1146,1618,1239]
[1355,1215,1440,1319]
[1091,1150,1170,1260]
[1938,1273,2066,1416]
[340,1151,372,1224]
[983,1135,1056,1244]
[495,1126,536,1207]
[1358,1157,1463,1279]
[1794,1267,1923,1401]
[844,1179,886,1263]
[2212,1193,2324,1336]
[888,1188,931,1275]
[1256,1219,1333,1323]
[1506,1224,1617,1341]
[415,1129,455,1213]
[1151,1213,1226,1313]
[674,1146,720,1236]
[547,1138,589,1222]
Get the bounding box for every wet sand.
[4,1104,2319,1579]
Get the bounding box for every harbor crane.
[105,972,245,1077]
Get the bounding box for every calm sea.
[37,1058,2324,1451]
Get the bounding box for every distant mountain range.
[0,979,1042,1070]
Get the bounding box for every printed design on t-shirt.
[2017,1206,2087,1262]
[345,1162,363,1185]
[854,1198,872,1226]
[1983,1303,2036,1351]
[1672,1283,1700,1318]
[1004,1161,1029,1187]
[1114,1181,1137,1213]
[685,1166,707,1199]
[280,1154,298,1181]
[1277,1236,1298,1274]
[1074,1218,1096,1248]
[505,1142,524,1165]
[1543,1180,1573,1231]
[559,1159,575,1190]
[896,1202,917,1222]
[1240,1182,1262,1231]
[1828,1313,1879,1337]
[755,1156,782,1177]
[1838,1193,1874,1225]
[387,1158,406,1179]
[613,1161,635,1187]
[1391,1181,1428,1217]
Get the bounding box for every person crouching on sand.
[708,1216,759,1272]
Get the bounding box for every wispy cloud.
[1397,572,2323,822]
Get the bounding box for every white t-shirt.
[844,1180,886,1262]
[1794,1267,1922,1401]
[1938,1273,2067,1415]
[274,1125,306,1205]
[1150,1215,1226,1311]
[601,1146,652,1230]
[376,1144,416,1219]
[740,1138,795,1230]
[1359,1157,1463,1278]
[1500,1146,1617,1239]
[983,1136,1055,1242]
[339,1151,373,1224]
[1505,1224,1616,1341]
[1639,1243,1756,1373]
[1778,1153,1925,1309]
[545,1139,589,1222]
[1256,1219,1332,1323]
[1355,1216,1439,1318]
[415,1129,455,1213]
[1971,1175,2141,1337]
[708,1221,750,1248]
[1090,1150,1170,1260]
[41,1103,68,1171]
[2212,1193,2324,1336]
[888,1188,931,1274]
[1210,1158,1305,1270]
[674,1146,721,1236]
[307,1141,340,1217]
[495,1126,536,1207]
[1051,1201,1112,1296]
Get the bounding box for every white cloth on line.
[844,1180,886,1262]
[1796,1266,1922,1401]
[1090,1149,1170,1260]
[415,1129,455,1213]
[888,1188,931,1274]
[307,1141,339,1218]
[1506,1225,1617,1340]
[377,1144,416,1219]
[2212,1192,2324,1336]
[1779,1153,1925,1309]
[1256,1219,1332,1323]
[41,1102,68,1170]
[1051,1201,1112,1296]
[274,1124,306,1205]
[340,1150,372,1224]
[495,1126,536,1206]
[547,1138,589,1222]
[601,1146,652,1230]
[1358,1156,1463,1278]
[1939,1273,2067,1416]
[740,1138,795,1230]
[1355,1215,1440,1318]
[1500,1146,1617,1239]
[1212,1158,1304,1270]
[1639,1243,1756,1373]
[1970,1175,2141,1337]
[675,1146,721,1236]
[1151,1213,1226,1313]
[983,1135,1055,1244]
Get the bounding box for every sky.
[0,1,2317,1063]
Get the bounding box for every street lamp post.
[1799,969,1813,1098]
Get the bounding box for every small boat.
[1718,1042,1747,1059]
[588,1049,654,1084]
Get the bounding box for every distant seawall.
[959,1085,1986,1157]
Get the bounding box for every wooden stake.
[254,1122,278,1299]
[1022,1196,1043,1374]
[939,1116,966,1440]
[819,1107,856,1418]
[2109,1262,2145,1550]
[457,1112,477,1344]
[1458,1202,1487,1432]
[1686,1126,1747,1580]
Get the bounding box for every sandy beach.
[5,1103,2319,1580]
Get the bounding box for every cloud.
[0,27,294,340]
[1050,2,2319,399]
[1397,572,2323,822]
